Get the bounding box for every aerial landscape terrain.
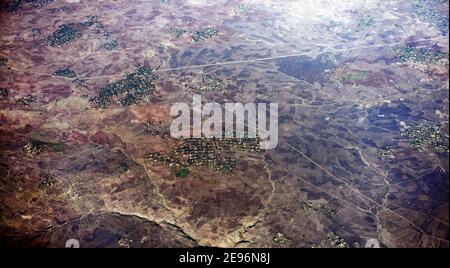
[0,0,449,248]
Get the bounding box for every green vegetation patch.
[48,143,65,153]
[338,70,369,84]
[175,167,190,178]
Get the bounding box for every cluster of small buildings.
[298,201,338,219]
[145,152,182,168]
[23,140,45,155]
[200,74,226,93]
[53,68,86,87]
[234,2,254,15]
[325,232,350,248]
[192,27,219,42]
[186,74,226,94]
[102,39,118,51]
[319,203,338,218]
[273,233,289,245]
[412,0,448,34]
[168,26,187,39]
[32,28,41,37]
[1,0,53,12]
[145,137,261,174]
[88,17,119,51]
[0,88,8,98]
[377,146,395,160]
[0,56,8,67]
[174,138,237,171]
[91,65,158,108]
[46,15,118,50]
[356,14,375,30]
[39,174,56,190]
[299,201,314,213]
[54,68,77,79]
[401,123,449,153]
[176,137,261,154]
[310,232,350,248]
[144,128,160,136]
[47,6,72,15]
[185,74,226,93]
[16,95,37,106]
[117,162,129,173]
[392,46,448,65]
[166,25,219,42]
[47,23,83,47]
